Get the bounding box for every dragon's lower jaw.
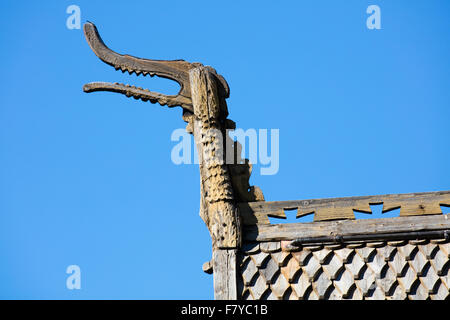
[83,82,192,108]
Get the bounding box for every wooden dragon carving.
[83,22,263,250]
[82,23,450,300]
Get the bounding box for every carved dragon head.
[82,22,230,114]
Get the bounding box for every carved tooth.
[142,72,148,76]
[150,72,155,77]
[135,71,142,76]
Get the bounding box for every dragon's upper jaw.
[82,22,196,111]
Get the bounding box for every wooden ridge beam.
[244,214,450,242]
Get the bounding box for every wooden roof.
[238,238,449,300]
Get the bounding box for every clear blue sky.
[0,1,449,299]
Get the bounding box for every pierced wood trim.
[244,214,450,242]
[239,191,450,225]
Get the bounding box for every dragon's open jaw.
[83,22,230,113]
[82,22,196,112]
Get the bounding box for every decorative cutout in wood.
[239,191,450,225]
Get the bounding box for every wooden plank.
[238,202,280,225]
[244,214,450,242]
[239,191,450,225]
[213,249,238,300]
[382,193,445,216]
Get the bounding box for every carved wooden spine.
[188,66,241,299]
[189,66,241,249]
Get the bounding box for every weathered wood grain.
[244,214,450,242]
[190,67,241,249]
[213,249,238,300]
[239,191,450,225]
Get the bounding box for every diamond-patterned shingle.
[238,238,449,300]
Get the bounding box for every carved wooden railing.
[239,191,450,225]
[239,191,450,245]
